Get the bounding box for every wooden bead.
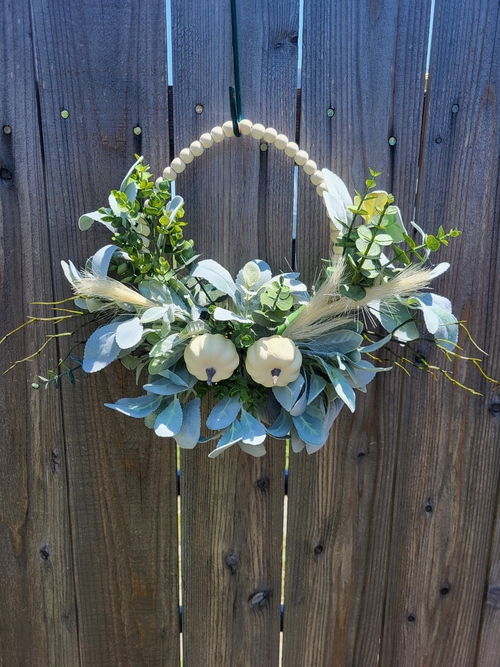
[274,134,288,150]
[200,133,214,148]
[310,170,323,186]
[171,158,186,174]
[211,126,225,142]
[303,159,317,175]
[162,166,176,180]
[284,141,299,157]
[222,120,235,137]
[294,150,309,166]
[250,123,265,139]
[316,182,328,195]
[239,119,253,135]
[190,140,204,156]
[179,148,194,164]
[263,127,278,143]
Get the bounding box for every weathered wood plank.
[29,1,180,664]
[171,0,299,664]
[0,5,80,666]
[283,0,432,665]
[380,0,500,665]
[476,487,500,666]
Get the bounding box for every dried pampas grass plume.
[283,257,435,341]
[72,271,157,310]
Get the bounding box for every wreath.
[3,120,495,457]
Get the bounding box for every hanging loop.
[230,0,242,136]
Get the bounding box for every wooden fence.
[1,0,500,665]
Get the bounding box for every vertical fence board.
[476,486,500,666]
[29,1,180,665]
[283,1,432,665]
[0,5,80,665]
[380,0,500,665]
[171,0,299,664]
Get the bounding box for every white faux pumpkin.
[245,335,302,387]
[184,333,239,385]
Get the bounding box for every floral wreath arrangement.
[2,120,496,457]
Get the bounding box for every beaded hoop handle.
[158,119,328,199]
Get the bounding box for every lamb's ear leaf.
[208,421,243,458]
[175,399,201,449]
[206,396,242,430]
[115,317,143,350]
[154,398,183,438]
[240,408,266,446]
[78,209,114,232]
[82,321,122,372]
[191,259,237,300]
[104,394,162,418]
[90,244,120,277]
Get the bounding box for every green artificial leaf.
[355,237,381,257]
[238,442,267,457]
[339,284,366,301]
[374,232,394,246]
[357,226,373,241]
[425,234,441,252]
[316,359,356,412]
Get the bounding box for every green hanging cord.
[229,0,242,136]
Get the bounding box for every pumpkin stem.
[271,368,281,385]
[206,367,216,386]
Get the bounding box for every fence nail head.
[133,126,142,136]
[451,104,459,114]
[388,136,397,146]
[260,142,268,152]
[327,107,335,117]
[435,136,442,144]
[60,110,69,119]
[195,104,204,114]
[3,125,11,134]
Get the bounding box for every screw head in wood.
[388,136,397,146]
[3,125,11,134]
[133,126,142,135]
[60,110,69,119]
[327,108,335,117]
[195,104,204,114]
[451,104,459,113]
[260,142,268,152]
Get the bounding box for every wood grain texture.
[0,4,80,665]
[171,0,299,664]
[380,0,500,665]
[28,1,180,664]
[283,1,433,666]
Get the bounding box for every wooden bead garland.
[158,120,327,199]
